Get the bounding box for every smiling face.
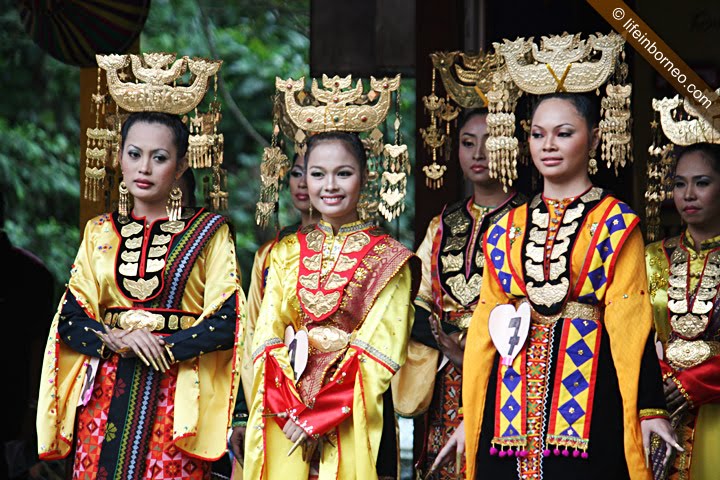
[306,139,363,230]
[529,97,598,185]
[288,154,311,214]
[458,113,493,185]
[673,150,720,232]
[120,121,187,213]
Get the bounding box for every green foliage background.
[0,0,415,294]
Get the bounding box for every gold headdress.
[488,31,631,190]
[420,50,505,189]
[255,74,409,227]
[645,88,720,240]
[84,52,228,211]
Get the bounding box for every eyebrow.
[127,144,170,154]
[675,174,713,180]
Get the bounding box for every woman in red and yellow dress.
[462,93,680,479]
[243,131,420,479]
[646,142,720,479]
[37,111,244,479]
[393,109,525,479]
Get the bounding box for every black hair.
[178,168,197,207]
[120,111,190,160]
[0,190,4,226]
[457,108,489,132]
[304,131,367,172]
[531,92,600,131]
[676,142,720,175]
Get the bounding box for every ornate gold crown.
[84,52,228,212]
[488,32,631,189]
[645,89,720,240]
[255,74,409,228]
[420,50,504,189]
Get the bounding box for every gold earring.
[308,203,314,220]
[167,187,182,221]
[118,181,130,218]
[588,148,598,175]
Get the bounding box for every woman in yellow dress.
[646,142,720,479]
[243,130,420,479]
[462,92,680,480]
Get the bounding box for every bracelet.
[639,408,670,420]
[164,344,177,364]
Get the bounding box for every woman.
[243,131,420,479]
[37,111,244,480]
[394,109,525,479]
[462,93,680,479]
[646,142,720,479]
[230,152,318,469]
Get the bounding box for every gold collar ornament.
[488,32,631,190]
[84,52,229,212]
[255,74,410,228]
[420,50,505,189]
[645,89,720,240]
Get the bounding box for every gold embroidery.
[355,267,368,281]
[343,232,371,253]
[528,227,547,245]
[446,209,471,236]
[334,255,357,272]
[550,238,571,260]
[671,313,709,338]
[666,339,720,369]
[125,237,142,249]
[531,209,549,228]
[580,187,603,202]
[299,288,341,318]
[325,273,348,290]
[563,204,585,224]
[306,230,324,252]
[303,253,322,270]
[168,314,179,330]
[160,220,185,233]
[119,262,138,276]
[529,300,600,325]
[548,256,567,280]
[526,278,569,307]
[180,315,196,329]
[121,222,143,237]
[145,258,166,273]
[441,253,463,273]
[152,234,172,245]
[443,235,467,252]
[148,245,168,258]
[121,250,140,262]
[123,277,160,300]
[526,243,545,263]
[525,260,544,282]
[446,273,482,305]
[475,249,485,268]
[299,273,320,289]
[556,222,578,241]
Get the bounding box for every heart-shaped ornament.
[488,302,531,366]
[285,326,309,381]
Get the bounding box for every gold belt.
[529,301,601,325]
[666,338,720,369]
[104,309,198,332]
[307,326,351,353]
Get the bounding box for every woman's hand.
[229,425,246,467]
[640,417,683,470]
[663,377,690,417]
[427,419,465,477]
[428,315,464,371]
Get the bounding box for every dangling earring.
[308,203,315,221]
[167,187,182,221]
[118,181,130,218]
[588,148,598,175]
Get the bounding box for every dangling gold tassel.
[118,181,131,218]
[167,186,182,221]
[588,149,598,175]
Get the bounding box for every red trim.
[352,345,396,374]
[605,217,639,286]
[506,208,527,293]
[493,362,505,440]
[572,198,618,298]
